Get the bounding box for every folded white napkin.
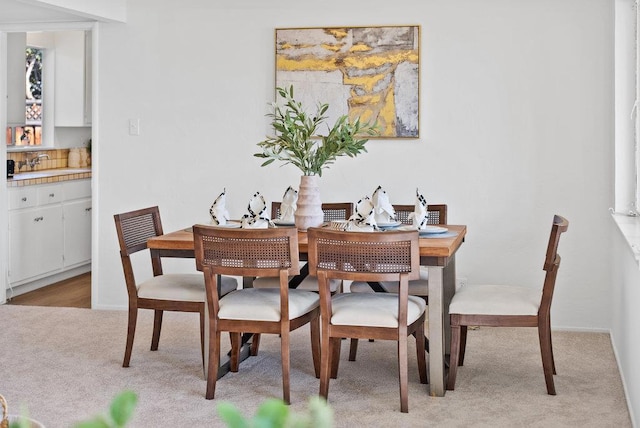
[372,185,396,224]
[408,188,429,230]
[346,196,376,232]
[241,191,272,229]
[209,189,230,225]
[278,186,298,222]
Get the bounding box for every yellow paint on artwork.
[321,43,344,53]
[378,90,397,136]
[278,42,318,51]
[344,51,418,69]
[326,28,348,39]
[349,43,372,53]
[343,73,388,92]
[349,93,383,106]
[277,55,339,72]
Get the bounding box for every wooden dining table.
[147,224,466,397]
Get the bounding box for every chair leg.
[250,333,261,356]
[205,330,221,399]
[458,325,468,366]
[548,319,556,375]
[123,307,138,367]
[415,323,428,384]
[447,325,461,391]
[310,316,321,379]
[151,309,163,351]
[230,332,241,372]
[330,337,341,379]
[348,338,358,361]
[397,335,409,413]
[281,329,291,405]
[319,331,332,399]
[199,309,205,370]
[538,324,556,395]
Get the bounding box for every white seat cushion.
[137,273,237,302]
[349,268,429,295]
[449,284,541,316]
[252,275,342,293]
[330,293,426,328]
[218,288,320,322]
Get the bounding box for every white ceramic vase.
[294,175,324,231]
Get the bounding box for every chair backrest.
[393,204,447,225]
[307,228,421,283]
[193,225,300,279]
[113,206,164,296]
[114,206,163,256]
[272,202,353,222]
[539,215,569,318]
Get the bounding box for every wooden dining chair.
[393,203,447,226]
[271,201,354,223]
[192,225,321,403]
[113,206,238,368]
[348,203,448,360]
[307,227,427,413]
[258,201,354,293]
[447,215,569,395]
[350,203,447,294]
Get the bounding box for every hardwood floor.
[7,272,91,308]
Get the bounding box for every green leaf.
[73,417,111,428]
[217,402,250,428]
[109,390,137,427]
[253,399,289,427]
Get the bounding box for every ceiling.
[0,0,96,25]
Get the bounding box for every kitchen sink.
[11,168,92,180]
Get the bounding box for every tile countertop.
[7,168,92,187]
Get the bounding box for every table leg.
[427,257,456,397]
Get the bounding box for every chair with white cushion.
[348,203,447,359]
[193,225,320,403]
[113,206,238,368]
[447,215,569,395]
[307,227,427,413]
[253,202,355,295]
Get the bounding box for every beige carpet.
[0,305,631,427]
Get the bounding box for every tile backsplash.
[7,148,90,173]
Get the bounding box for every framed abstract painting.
[275,25,420,138]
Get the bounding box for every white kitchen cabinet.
[9,205,64,284]
[54,31,91,126]
[8,179,91,288]
[6,32,26,125]
[63,192,91,267]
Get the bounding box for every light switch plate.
[129,118,140,136]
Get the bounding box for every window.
[614,0,638,215]
[15,46,43,146]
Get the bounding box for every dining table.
[147,223,466,397]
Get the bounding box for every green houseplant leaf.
[255,85,379,176]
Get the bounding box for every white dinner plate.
[273,219,295,226]
[419,226,448,235]
[210,222,241,229]
[377,221,402,229]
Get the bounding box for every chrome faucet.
[18,153,49,171]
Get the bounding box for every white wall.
[94,0,615,331]
[612,225,640,425]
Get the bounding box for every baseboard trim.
[609,329,638,428]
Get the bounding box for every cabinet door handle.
[33,216,44,222]
[85,207,92,212]
[49,193,55,198]
[21,197,27,202]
